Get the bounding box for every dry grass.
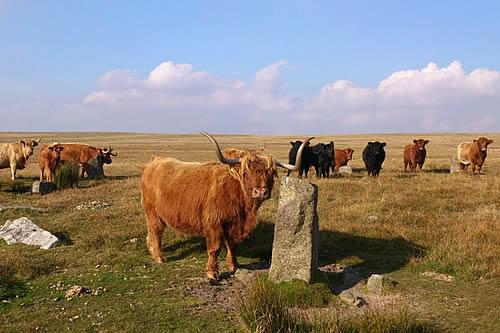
[0,131,499,332]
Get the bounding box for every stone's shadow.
[0,267,27,303]
[351,167,365,174]
[53,231,73,246]
[396,173,418,179]
[159,219,424,290]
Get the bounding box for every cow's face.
[368,142,386,154]
[20,138,41,157]
[413,139,429,150]
[240,152,276,200]
[48,145,64,160]
[345,148,354,160]
[474,137,493,152]
[100,147,116,164]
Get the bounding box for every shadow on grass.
[53,231,73,246]
[425,167,450,174]
[0,266,27,304]
[158,219,424,290]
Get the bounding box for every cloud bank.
[83,60,499,133]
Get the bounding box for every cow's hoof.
[206,271,220,282]
[153,257,164,264]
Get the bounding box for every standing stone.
[84,155,105,178]
[0,217,59,249]
[366,274,384,294]
[31,181,56,194]
[269,177,319,283]
[450,156,459,173]
[338,166,353,175]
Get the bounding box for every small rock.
[129,238,138,243]
[422,271,455,282]
[338,166,352,175]
[339,290,365,307]
[0,217,59,249]
[233,268,257,284]
[65,285,90,300]
[367,274,384,294]
[368,215,378,221]
[450,156,459,174]
[31,181,56,194]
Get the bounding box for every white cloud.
[7,59,496,133]
[302,61,500,132]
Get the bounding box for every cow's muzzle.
[252,187,269,199]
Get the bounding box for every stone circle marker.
[269,177,319,283]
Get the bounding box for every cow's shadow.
[161,220,424,290]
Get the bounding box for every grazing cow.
[0,138,41,180]
[362,142,386,177]
[312,142,334,178]
[457,137,493,174]
[38,143,64,182]
[404,139,429,172]
[334,148,354,171]
[57,143,116,177]
[141,133,313,281]
[287,140,314,178]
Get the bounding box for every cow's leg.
[224,235,238,274]
[145,212,166,264]
[418,163,423,172]
[80,165,86,178]
[10,164,16,180]
[205,229,222,281]
[404,161,408,172]
[40,167,44,181]
[298,169,303,179]
[471,165,476,174]
[287,170,292,177]
[476,165,481,175]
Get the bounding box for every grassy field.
[0,132,499,332]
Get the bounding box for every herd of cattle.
[0,140,116,181]
[288,136,493,178]
[0,134,494,280]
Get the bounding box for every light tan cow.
[0,138,41,180]
[457,137,493,174]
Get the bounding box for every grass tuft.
[53,162,79,189]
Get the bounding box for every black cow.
[362,142,386,177]
[287,140,313,178]
[312,142,334,178]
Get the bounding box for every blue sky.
[1,1,499,133]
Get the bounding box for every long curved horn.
[275,137,314,171]
[36,137,42,143]
[200,132,241,165]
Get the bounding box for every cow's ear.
[473,139,478,144]
[290,141,294,146]
[48,147,54,151]
[20,140,26,146]
[487,139,493,145]
[413,139,417,144]
[424,140,429,144]
[382,142,387,147]
[330,141,334,146]
[368,142,373,145]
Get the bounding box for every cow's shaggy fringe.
[228,151,276,195]
[237,277,436,333]
[54,162,79,189]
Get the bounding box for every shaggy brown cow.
[38,143,64,182]
[404,139,429,172]
[0,138,41,180]
[457,137,493,174]
[333,148,354,171]
[57,143,116,177]
[141,133,312,281]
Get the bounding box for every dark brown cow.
[404,139,429,172]
[141,133,312,281]
[0,138,41,180]
[56,143,116,177]
[38,143,64,182]
[333,148,354,171]
[457,137,493,174]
